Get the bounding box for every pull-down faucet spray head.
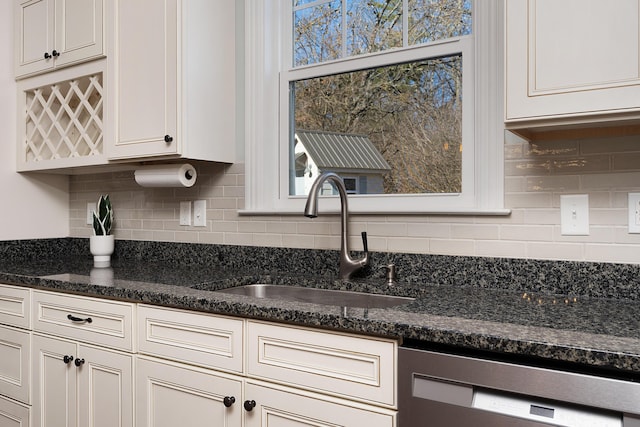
[304,172,369,279]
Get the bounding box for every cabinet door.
[111,0,179,159]
[14,0,104,78]
[14,0,55,76]
[136,357,242,427]
[244,382,396,427]
[54,0,104,68]
[0,326,31,404]
[505,0,640,123]
[32,334,77,427]
[78,345,134,427]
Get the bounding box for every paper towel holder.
[134,163,197,188]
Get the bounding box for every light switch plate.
[628,193,640,233]
[560,194,589,235]
[193,200,206,227]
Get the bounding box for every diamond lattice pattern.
[24,74,104,163]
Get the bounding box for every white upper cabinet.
[505,0,640,129]
[107,0,236,163]
[14,0,104,79]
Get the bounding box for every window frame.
[242,0,507,215]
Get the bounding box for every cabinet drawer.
[247,321,397,408]
[0,284,30,329]
[0,394,30,427]
[33,291,134,351]
[138,305,243,374]
[0,325,30,404]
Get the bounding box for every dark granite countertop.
[1,252,640,380]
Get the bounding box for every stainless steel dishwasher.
[399,346,640,426]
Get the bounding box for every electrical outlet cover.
[87,203,96,225]
[179,201,191,226]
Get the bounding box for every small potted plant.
[89,194,114,267]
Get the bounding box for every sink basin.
[215,284,413,309]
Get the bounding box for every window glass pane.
[294,0,342,66]
[293,0,472,67]
[346,0,402,56]
[408,0,472,45]
[290,54,463,196]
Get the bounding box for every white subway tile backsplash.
[451,224,500,240]
[67,135,640,264]
[387,237,429,253]
[430,238,474,256]
[500,225,554,242]
[476,240,527,258]
[527,242,584,260]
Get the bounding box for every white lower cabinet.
[0,286,398,426]
[0,284,31,426]
[31,290,135,427]
[136,356,242,427]
[137,305,397,427]
[32,333,134,427]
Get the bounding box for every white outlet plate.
[86,203,96,225]
[560,194,589,235]
[179,201,191,226]
[193,200,206,227]
[628,193,640,233]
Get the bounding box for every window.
[243,0,506,214]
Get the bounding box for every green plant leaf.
[93,194,113,235]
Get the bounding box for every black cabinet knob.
[164,134,173,143]
[44,52,51,59]
[74,358,85,367]
[52,49,60,57]
[63,355,74,364]
[243,400,256,411]
[223,396,235,407]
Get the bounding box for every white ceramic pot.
[90,235,115,268]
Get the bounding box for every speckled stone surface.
[2,238,640,378]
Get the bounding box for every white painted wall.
[0,1,69,240]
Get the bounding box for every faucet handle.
[361,231,368,253]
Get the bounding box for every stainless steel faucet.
[304,172,369,279]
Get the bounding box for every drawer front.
[0,394,30,427]
[33,291,134,351]
[0,284,31,329]
[0,325,30,404]
[138,305,244,374]
[247,321,397,408]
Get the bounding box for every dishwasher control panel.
[473,389,622,427]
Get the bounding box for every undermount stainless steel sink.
[215,284,414,309]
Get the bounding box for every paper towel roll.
[134,164,197,187]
